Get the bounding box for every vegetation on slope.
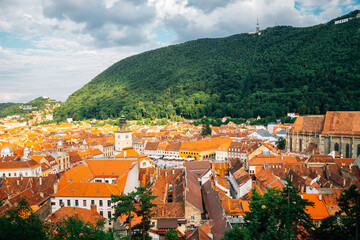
[56,11,360,121]
[0,97,61,118]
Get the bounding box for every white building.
[228,163,252,199]
[51,182,119,224]
[0,159,42,178]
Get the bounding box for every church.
[286,111,360,158]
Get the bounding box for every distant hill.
[56,10,360,121]
[0,97,61,118]
[0,103,17,112]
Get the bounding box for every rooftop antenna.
[256,18,260,33]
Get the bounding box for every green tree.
[112,184,157,240]
[165,229,179,240]
[111,191,138,240]
[133,185,157,240]
[312,185,360,239]
[48,217,114,240]
[245,178,314,240]
[222,225,250,240]
[201,123,211,136]
[276,137,286,150]
[0,197,46,240]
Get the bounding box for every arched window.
[299,139,302,152]
[357,144,360,157]
[345,144,350,158]
[334,143,339,152]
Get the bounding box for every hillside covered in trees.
[0,97,60,118]
[56,11,360,121]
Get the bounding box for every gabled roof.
[51,207,104,226]
[53,182,121,197]
[86,160,136,177]
[321,111,360,136]
[291,116,325,134]
[0,159,40,170]
[185,170,203,212]
[302,193,330,220]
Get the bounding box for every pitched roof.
[51,207,104,226]
[53,182,121,197]
[185,170,203,212]
[321,111,360,136]
[302,193,330,220]
[0,159,40,170]
[86,160,136,177]
[291,116,325,134]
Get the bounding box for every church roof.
[290,111,360,137]
[291,116,325,134]
[321,111,360,136]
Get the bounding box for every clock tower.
[115,114,132,152]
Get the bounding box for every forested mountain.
[0,103,17,112]
[56,11,360,121]
[0,97,60,118]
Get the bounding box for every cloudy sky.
[0,0,358,103]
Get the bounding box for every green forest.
[55,11,360,121]
[0,97,60,118]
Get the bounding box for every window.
[91,200,95,205]
[99,200,103,207]
[108,211,112,219]
[346,144,350,158]
[51,202,55,206]
[8,173,11,177]
[100,211,103,216]
[59,199,63,206]
[83,200,86,206]
[191,216,194,221]
[290,138,292,151]
[75,200,79,206]
[334,143,339,151]
[108,200,111,207]
[67,199,71,206]
[357,144,360,157]
[299,139,302,152]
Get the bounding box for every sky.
[0,0,358,103]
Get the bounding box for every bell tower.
[115,114,132,152]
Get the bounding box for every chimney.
[318,194,322,201]
[90,204,97,212]
[20,174,23,181]
[39,176,42,185]
[40,192,44,198]
[17,180,20,186]
[54,180,59,194]
[343,178,346,187]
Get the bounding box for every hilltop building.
[287,111,360,158]
[115,114,132,153]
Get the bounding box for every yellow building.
[179,137,232,160]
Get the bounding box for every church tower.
[115,114,132,152]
